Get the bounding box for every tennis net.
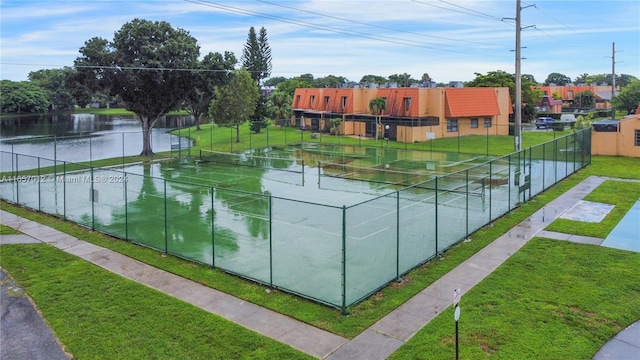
[199,149,305,173]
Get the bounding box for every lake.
[0,113,195,171]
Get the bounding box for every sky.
[1,0,639,84]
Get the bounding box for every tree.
[574,90,595,109]
[0,80,50,113]
[184,51,237,130]
[467,70,541,122]
[421,73,432,82]
[329,118,342,135]
[276,79,312,97]
[249,97,269,133]
[28,67,76,110]
[242,27,271,84]
[267,90,292,125]
[612,80,640,114]
[543,72,571,86]
[314,75,347,88]
[360,74,387,84]
[574,73,590,84]
[263,76,287,87]
[208,69,260,143]
[75,19,200,156]
[388,73,415,87]
[294,73,315,83]
[369,97,386,140]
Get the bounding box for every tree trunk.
[194,111,202,131]
[140,116,157,156]
[235,123,240,143]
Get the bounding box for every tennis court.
[0,129,591,311]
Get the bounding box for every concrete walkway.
[1,175,637,359]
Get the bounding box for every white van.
[560,114,576,123]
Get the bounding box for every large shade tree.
[467,70,542,122]
[208,69,260,143]
[184,51,237,131]
[0,80,50,113]
[543,72,572,86]
[75,19,199,155]
[28,67,77,110]
[612,80,640,114]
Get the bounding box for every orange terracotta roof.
[445,88,501,117]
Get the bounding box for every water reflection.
[0,113,195,170]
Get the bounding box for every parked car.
[535,117,555,129]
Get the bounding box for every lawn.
[0,244,311,360]
[545,180,640,238]
[389,238,640,359]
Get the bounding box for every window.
[341,96,348,110]
[295,95,301,107]
[403,97,412,112]
[567,90,574,99]
[324,96,330,110]
[470,118,478,129]
[310,95,315,107]
[484,117,492,128]
[447,119,458,132]
[635,130,640,146]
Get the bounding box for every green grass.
[0,224,21,235]
[0,244,312,360]
[389,238,640,359]
[174,122,570,157]
[546,180,640,238]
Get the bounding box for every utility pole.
[510,0,534,152]
[514,0,522,152]
[611,42,616,120]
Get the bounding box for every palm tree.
[369,97,386,140]
[267,90,292,126]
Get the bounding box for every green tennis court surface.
[0,130,591,311]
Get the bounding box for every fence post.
[90,166,95,230]
[164,179,168,255]
[489,161,492,223]
[565,135,569,179]
[396,191,400,282]
[465,169,469,239]
[542,143,546,190]
[15,155,19,205]
[528,147,532,200]
[211,187,216,268]
[122,132,125,168]
[124,174,128,240]
[37,157,41,211]
[508,155,511,211]
[435,177,439,255]
[62,162,66,219]
[269,195,273,288]
[341,205,347,315]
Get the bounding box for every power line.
[186,0,508,58]
[524,1,576,33]
[437,0,504,21]
[258,0,502,47]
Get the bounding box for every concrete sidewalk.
[1,175,637,359]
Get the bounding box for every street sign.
[454,305,461,321]
[453,288,461,306]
